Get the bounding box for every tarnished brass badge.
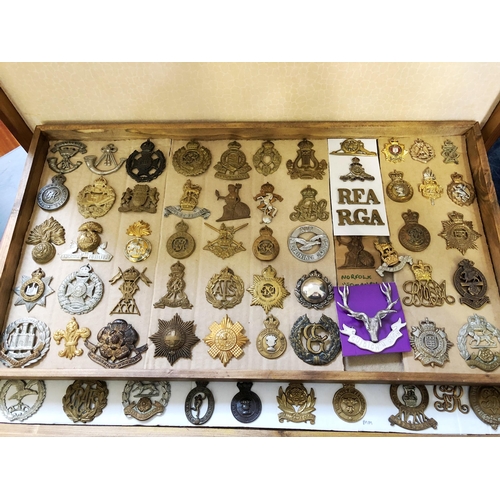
[295,269,334,310]
[0,380,46,422]
[433,385,469,414]
[277,382,316,424]
[381,138,408,163]
[247,265,290,313]
[290,314,341,366]
[337,236,375,268]
[0,318,51,368]
[126,139,166,182]
[63,380,108,423]
[204,222,247,259]
[26,217,65,264]
[164,179,210,219]
[458,314,500,372]
[374,239,412,276]
[253,226,280,261]
[439,211,481,255]
[441,139,460,164]
[385,170,413,203]
[447,172,475,207]
[85,319,147,369]
[214,141,251,180]
[37,174,69,211]
[215,183,251,222]
[150,314,199,365]
[58,264,104,315]
[60,221,113,262]
[333,384,367,423]
[185,381,215,425]
[256,315,287,359]
[53,317,91,360]
[287,138,327,179]
[453,259,490,309]
[254,183,283,224]
[288,225,330,263]
[418,167,443,205]
[231,382,262,423]
[389,384,437,431]
[110,267,152,315]
[123,381,171,421]
[14,268,54,312]
[47,140,87,173]
[206,267,244,309]
[402,260,455,307]
[253,140,282,175]
[173,139,212,176]
[84,143,126,175]
[153,261,193,310]
[77,176,116,218]
[125,221,153,263]
[409,138,435,163]
[166,220,195,259]
[398,209,430,252]
[119,184,159,213]
[330,138,377,156]
[340,157,375,182]
[204,315,248,366]
[409,318,453,367]
[469,386,500,430]
[290,185,329,222]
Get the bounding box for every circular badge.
[398,210,431,252]
[288,225,329,262]
[231,382,262,423]
[386,170,413,203]
[166,221,195,259]
[469,386,500,430]
[0,380,46,422]
[185,381,215,425]
[125,236,152,263]
[63,380,108,423]
[295,269,333,310]
[256,315,287,359]
[253,225,280,261]
[37,174,69,211]
[173,139,212,176]
[333,384,367,423]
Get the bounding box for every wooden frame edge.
[0,87,33,152]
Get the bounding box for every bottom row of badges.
[0,379,499,431]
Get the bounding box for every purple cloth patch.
[334,282,411,357]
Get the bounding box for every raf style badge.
[439,211,481,255]
[53,317,91,360]
[337,236,375,269]
[77,176,116,218]
[247,265,290,313]
[458,314,500,372]
[287,138,327,180]
[0,380,46,422]
[330,138,377,156]
[154,261,193,310]
[0,318,51,368]
[164,179,210,219]
[288,225,330,263]
[214,141,251,180]
[253,226,280,261]
[58,264,104,315]
[290,314,341,366]
[409,318,453,367]
[295,269,334,310]
[254,183,283,224]
[119,184,159,213]
[256,315,287,359]
[290,185,329,222]
[398,209,430,252]
[26,217,65,264]
[47,140,87,173]
[381,138,408,163]
[453,259,490,309]
[441,139,460,164]
[185,381,215,425]
[173,139,212,176]
[374,239,412,276]
[63,380,108,423]
[206,267,245,309]
[447,172,475,207]
[124,221,152,263]
[85,319,147,369]
[433,385,469,414]
[204,222,247,259]
[215,183,251,222]
[409,138,435,163]
[333,384,367,423]
[61,221,113,262]
[469,386,500,430]
[231,382,261,424]
[84,143,126,175]
[340,157,375,182]
[385,170,413,203]
[277,382,316,425]
[14,268,54,312]
[123,381,171,421]
[150,314,199,365]
[110,267,152,315]
[418,167,443,205]
[37,174,69,211]
[166,220,195,259]
[389,385,437,431]
[253,140,282,175]
[204,315,248,366]
[126,139,166,182]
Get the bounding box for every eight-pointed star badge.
[247,265,290,314]
[204,315,248,366]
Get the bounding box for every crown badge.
[164,179,211,219]
[290,184,329,222]
[398,209,431,252]
[287,139,327,180]
[386,169,413,202]
[447,172,476,207]
[439,211,481,255]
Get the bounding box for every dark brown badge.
[453,259,490,310]
[118,184,159,213]
[287,138,327,180]
[337,236,375,269]
[185,381,215,425]
[252,226,280,261]
[215,183,251,222]
[231,382,262,424]
[385,170,413,203]
[398,209,430,252]
[469,386,500,430]
[126,139,166,182]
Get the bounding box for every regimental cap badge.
[214,141,251,180]
[84,143,126,175]
[37,174,69,211]
[439,211,481,255]
[277,382,316,424]
[185,381,215,425]
[469,386,500,430]
[253,140,282,176]
[329,138,377,156]
[386,169,413,203]
[204,315,249,366]
[60,221,113,262]
[374,239,412,276]
[13,268,54,312]
[203,222,248,259]
[256,314,287,359]
[0,380,46,422]
[333,383,367,423]
[447,172,476,207]
[398,209,431,252]
[409,318,453,367]
[418,167,443,205]
[206,267,245,310]
[382,138,408,163]
[53,317,91,360]
[119,184,159,213]
[295,269,334,310]
[339,157,375,182]
[63,380,108,423]
[287,138,327,180]
[231,382,262,424]
[453,259,490,310]
[389,384,438,431]
[122,381,171,422]
[173,139,212,177]
[153,261,193,310]
[26,217,66,264]
[166,220,196,259]
[441,139,460,164]
[409,138,435,163]
[126,139,167,182]
[77,176,116,218]
[47,140,87,173]
[124,221,153,263]
[164,179,211,219]
[109,266,152,315]
[290,185,329,223]
[247,265,290,314]
[252,225,280,261]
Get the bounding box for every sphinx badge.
[433,385,469,414]
[385,170,413,202]
[409,138,435,163]
[0,380,46,422]
[164,179,210,219]
[122,381,171,421]
[60,221,113,262]
[398,209,430,252]
[53,317,91,359]
[14,268,54,312]
[381,138,408,163]
[253,140,282,175]
[277,382,316,424]
[206,267,244,309]
[231,382,261,423]
[288,225,330,263]
[453,259,489,309]
[58,264,104,314]
[154,261,193,310]
[290,185,329,222]
[119,184,159,213]
[26,217,65,264]
[441,139,460,164]
[173,139,212,176]
[469,386,500,430]
[124,221,152,263]
[166,220,195,259]
[256,315,287,359]
[204,315,248,366]
[77,176,116,218]
[389,384,437,431]
[333,383,367,423]
[215,183,251,222]
[418,167,443,205]
[287,138,327,179]
[439,211,481,255]
[126,139,166,182]
[204,222,247,259]
[47,140,87,173]
[295,269,334,310]
[63,380,108,423]
[84,143,126,175]
[447,172,475,207]
[247,265,290,313]
[254,182,282,223]
[110,266,152,315]
[252,226,280,261]
[37,174,69,211]
[214,141,251,180]
[409,318,453,367]
[185,381,215,425]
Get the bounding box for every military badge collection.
[1,134,499,432]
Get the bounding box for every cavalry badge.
[77,176,116,218]
[154,261,193,310]
[126,139,166,182]
[374,239,412,276]
[47,140,87,173]
[381,138,408,163]
[204,222,248,259]
[418,167,443,205]
[37,174,69,211]
[441,139,460,164]
[122,381,171,421]
[215,183,251,222]
[206,267,245,309]
[85,319,148,369]
[60,221,113,262]
[409,318,453,367]
[253,226,280,261]
[124,221,152,263]
[14,268,54,312]
[166,220,195,259]
[254,182,283,224]
[110,266,152,315]
[333,383,367,423]
[398,209,430,252]
[290,314,341,366]
[185,381,215,425]
[389,384,437,431]
[289,185,329,222]
[409,138,435,163]
[277,382,316,425]
[149,314,199,365]
[433,385,469,414]
[0,380,46,422]
[247,265,290,313]
[288,225,330,263]
[256,315,287,359]
[439,211,481,255]
[287,138,327,180]
[173,139,212,176]
[164,179,210,219]
[447,172,475,207]
[385,170,413,203]
[84,143,126,175]
[214,141,251,180]
[26,216,65,264]
[231,382,262,423]
[453,259,489,310]
[337,236,375,269]
[339,157,375,182]
[53,317,91,360]
[119,184,159,213]
[295,269,334,310]
[469,385,500,430]
[253,140,282,175]
[457,314,500,372]
[62,380,108,423]
[329,138,377,156]
[204,315,248,366]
